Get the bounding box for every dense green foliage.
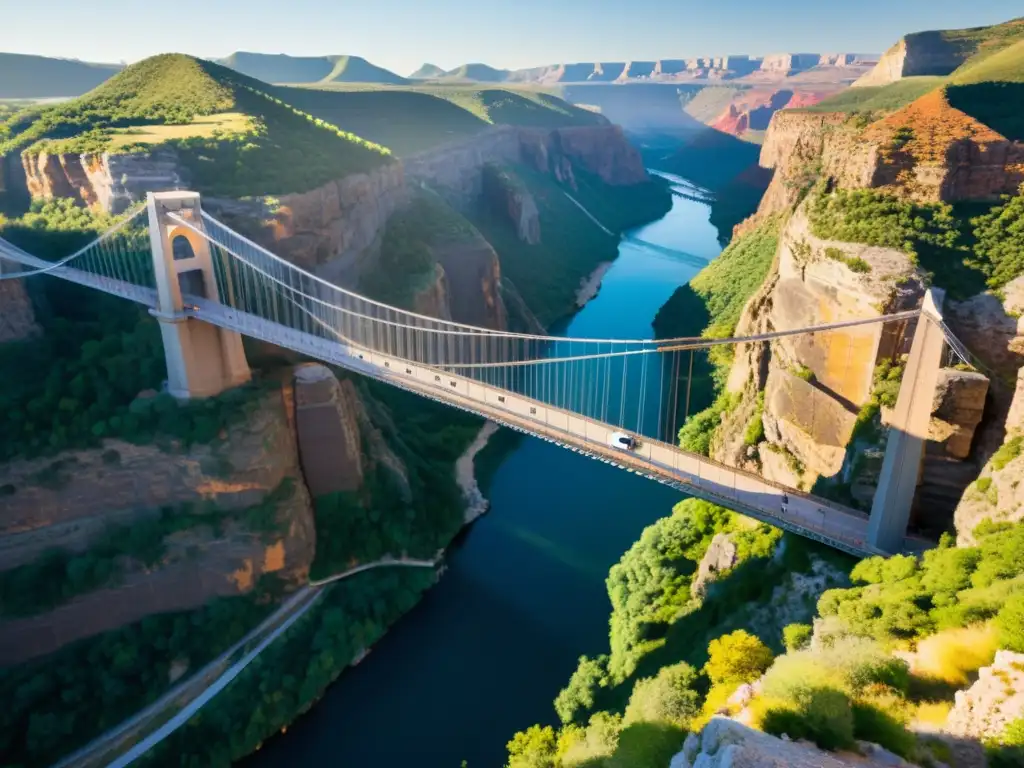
[360,191,477,306]
[607,501,738,679]
[0,576,284,766]
[782,623,813,652]
[807,185,1024,297]
[996,591,1024,652]
[703,630,774,686]
[622,662,701,725]
[143,569,435,767]
[653,217,780,453]
[0,55,234,155]
[807,188,960,259]
[817,522,1024,642]
[308,378,481,579]
[968,189,1024,288]
[0,208,266,462]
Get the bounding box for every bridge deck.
[190,298,881,557]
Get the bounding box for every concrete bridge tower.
[147,191,251,399]
[867,289,946,552]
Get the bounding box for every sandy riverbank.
[575,262,613,307]
[456,421,500,524]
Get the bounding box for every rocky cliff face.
[671,717,918,768]
[0,277,40,343]
[20,149,188,214]
[0,384,316,665]
[754,91,1024,224]
[431,233,508,328]
[715,208,922,487]
[852,24,1021,88]
[945,650,1024,743]
[210,163,407,289]
[754,111,879,222]
[293,364,364,496]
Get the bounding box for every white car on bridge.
[608,432,639,451]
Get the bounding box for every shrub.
[912,624,999,685]
[555,656,609,725]
[743,392,765,447]
[605,721,687,768]
[761,687,856,751]
[704,630,774,686]
[997,592,1024,652]
[623,662,701,726]
[506,725,557,768]
[783,623,813,652]
[556,712,622,766]
[851,696,916,759]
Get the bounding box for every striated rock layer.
[0,277,40,343]
[0,383,316,665]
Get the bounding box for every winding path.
[55,557,440,768]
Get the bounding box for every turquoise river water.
[249,173,723,766]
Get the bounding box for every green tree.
[704,629,774,686]
[554,655,608,725]
[996,592,1024,652]
[623,662,701,726]
[782,623,813,652]
[506,725,557,768]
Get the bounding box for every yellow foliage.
[911,623,999,686]
[915,701,953,727]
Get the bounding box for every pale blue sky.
[2,1,1019,76]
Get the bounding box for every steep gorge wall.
[753,95,1024,227]
[20,149,188,214]
[714,208,922,488]
[0,386,316,664]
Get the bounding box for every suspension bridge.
[0,191,960,556]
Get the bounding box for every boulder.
[928,369,989,459]
[691,533,739,598]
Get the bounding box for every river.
[248,173,722,767]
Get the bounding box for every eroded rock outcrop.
[691,532,739,598]
[671,717,920,768]
[293,364,364,496]
[928,369,989,459]
[0,277,39,343]
[431,232,508,328]
[945,650,1024,744]
[715,208,922,485]
[482,163,540,245]
[21,149,188,214]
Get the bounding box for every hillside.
[443,63,511,82]
[219,52,407,84]
[0,53,121,98]
[0,54,391,197]
[854,16,1024,87]
[409,63,445,79]
[277,84,607,155]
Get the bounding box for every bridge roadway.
[186,296,883,557]
[0,247,883,556]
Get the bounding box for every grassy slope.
[0,53,121,99]
[796,77,947,114]
[798,18,1024,116]
[275,83,605,155]
[219,52,407,85]
[443,63,511,82]
[0,54,392,196]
